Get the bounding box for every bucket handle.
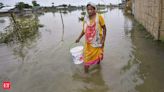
[69,41,84,51]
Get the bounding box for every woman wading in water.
[76,2,107,74]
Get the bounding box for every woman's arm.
[75,31,85,43]
[101,25,107,47]
[98,14,106,47]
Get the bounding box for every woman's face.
[87,5,96,16]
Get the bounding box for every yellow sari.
[83,14,105,66]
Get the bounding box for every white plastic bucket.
[70,46,84,64]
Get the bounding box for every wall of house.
[133,0,164,41]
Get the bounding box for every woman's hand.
[101,43,104,48]
[100,25,106,48]
[75,38,80,43]
[100,39,105,48]
[75,31,85,43]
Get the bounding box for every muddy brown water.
[0,8,164,92]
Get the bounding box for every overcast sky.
[1,0,121,6]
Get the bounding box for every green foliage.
[15,2,25,11]
[32,0,40,7]
[62,4,67,8]
[0,2,4,8]
[24,4,32,8]
[15,2,32,11]
[52,2,54,7]
[0,14,39,43]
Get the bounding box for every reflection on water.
[0,14,41,61]
[72,65,109,92]
[131,21,164,92]
[100,8,143,92]
[0,8,164,92]
[0,17,10,33]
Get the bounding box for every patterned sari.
[83,14,105,66]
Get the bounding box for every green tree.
[15,2,32,11]
[0,2,4,8]
[24,4,32,8]
[62,4,67,8]
[32,0,40,7]
[52,2,54,7]
[15,2,25,11]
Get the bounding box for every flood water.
[0,8,164,92]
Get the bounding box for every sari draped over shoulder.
[83,14,105,66]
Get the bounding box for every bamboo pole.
[10,13,23,42]
[59,10,64,41]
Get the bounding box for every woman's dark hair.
[86,4,96,10]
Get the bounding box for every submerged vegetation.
[0,13,41,43]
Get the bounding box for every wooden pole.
[59,10,64,41]
[10,13,23,42]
